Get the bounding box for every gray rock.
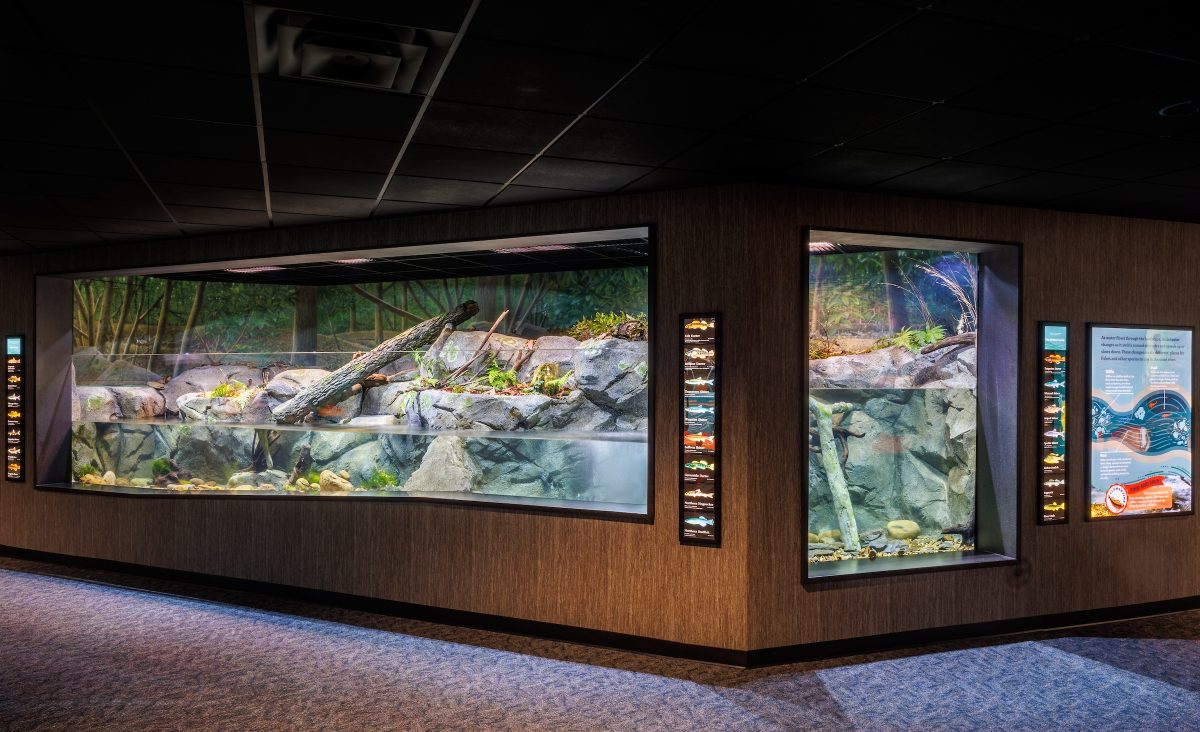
[264,368,361,422]
[177,390,270,423]
[96,359,161,385]
[72,347,110,384]
[403,435,480,493]
[77,386,121,421]
[110,386,165,420]
[92,423,159,478]
[882,540,909,554]
[308,429,376,464]
[417,391,552,431]
[529,390,617,431]
[227,469,287,489]
[360,381,421,416]
[171,425,255,482]
[573,338,649,416]
[468,436,593,498]
[517,335,580,382]
[70,422,100,477]
[437,331,529,371]
[809,548,835,557]
[164,365,272,414]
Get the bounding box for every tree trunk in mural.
[292,285,318,367]
[272,300,480,424]
[809,397,861,552]
[149,279,174,371]
[881,250,908,331]
[175,281,207,377]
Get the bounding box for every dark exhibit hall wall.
[2,182,1200,654]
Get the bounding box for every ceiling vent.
[254,8,455,94]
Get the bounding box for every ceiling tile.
[1057,139,1200,180]
[395,144,529,183]
[966,172,1116,204]
[1071,78,1200,138]
[470,0,690,59]
[936,0,1157,38]
[413,102,571,154]
[814,14,1064,102]
[0,103,112,148]
[436,39,632,115]
[619,168,733,193]
[1094,4,1200,62]
[26,0,249,74]
[271,192,375,217]
[179,221,245,235]
[514,157,651,192]
[273,0,473,31]
[25,173,150,199]
[488,185,592,206]
[133,153,263,188]
[52,195,171,221]
[110,117,261,162]
[665,135,826,174]
[954,44,1199,121]
[655,0,910,81]
[166,205,268,227]
[592,64,790,130]
[736,85,927,144]
[960,124,1150,169]
[0,239,33,254]
[873,160,1029,195]
[155,183,264,210]
[383,175,500,206]
[1051,181,1193,213]
[0,141,135,179]
[547,118,706,167]
[265,130,398,173]
[374,200,467,217]
[259,77,422,141]
[2,227,102,243]
[854,105,1043,158]
[0,49,86,108]
[785,147,940,186]
[269,165,385,198]
[0,0,39,49]
[0,211,87,230]
[70,58,256,125]
[271,211,349,227]
[1143,166,1200,188]
[78,218,182,236]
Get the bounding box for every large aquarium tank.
[60,229,651,516]
[806,230,1018,579]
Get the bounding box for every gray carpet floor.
[1,555,1199,731]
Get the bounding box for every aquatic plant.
[568,311,648,341]
[891,324,946,353]
[76,463,99,479]
[484,353,519,391]
[209,378,246,399]
[150,457,173,476]
[362,468,397,490]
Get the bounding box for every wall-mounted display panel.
[5,335,24,481]
[1039,323,1068,524]
[805,229,1019,580]
[53,229,653,517]
[680,314,720,546]
[1088,324,1193,520]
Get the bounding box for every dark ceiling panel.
[654,0,910,81]
[874,160,1028,195]
[110,117,261,162]
[1094,3,1200,62]
[69,58,256,125]
[79,218,182,236]
[24,173,149,200]
[1020,181,1182,212]
[0,141,134,179]
[0,0,38,49]
[271,192,375,217]
[0,240,32,254]
[374,200,466,217]
[785,147,939,187]
[514,157,652,192]
[413,101,572,154]
[24,0,249,74]
[0,103,111,148]
[1057,139,1200,180]
[736,85,927,144]
[488,185,591,206]
[469,0,689,59]
[814,13,1064,102]
[258,77,423,141]
[0,49,86,108]
[52,195,171,221]
[384,175,500,206]
[959,124,1150,170]
[166,204,268,227]
[854,105,1043,158]
[265,0,473,32]
[953,44,1199,121]
[396,144,529,183]
[435,39,632,115]
[2,226,102,243]
[179,221,245,236]
[547,118,706,167]
[133,153,263,189]
[1070,78,1200,138]
[265,130,399,173]
[665,135,826,174]
[966,172,1116,204]
[155,183,265,211]
[935,0,1156,38]
[269,164,385,198]
[591,63,790,130]
[1144,167,1200,188]
[0,210,87,230]
[618,168,731,193]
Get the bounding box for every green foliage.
[209,379,246,398]
[306,470,321,486]
[150,458,173,477]
[530,364,572,396]
[484,352,519,390]
[76,463,99,479]
[85,394,108,411]
[362,468,397,490]
[568,311,649,341]
[891,323,946,353]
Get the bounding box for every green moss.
[362,468,397,490]
[568,311,648,341]
[85,394,108,411]
[306,470,321,485]
[150,458,173,477]
[76,463,99,479]
[209,379,246,399]
[484,352,518,390]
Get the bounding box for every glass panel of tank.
[66,232,651,514]
[808,236,980,575]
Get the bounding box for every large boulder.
[177,389,270,423]
[468,436,593,498]
[809,345,977,390]
[436,331,529,371]
[163,365,274,414]
[360,381,421,416]
[110,386,165,419]
[263,368,360,421]
[76,386,122,421]
[415,391,552,431]
[92,423,160,478]
[170,424,255,482]
[528,389,616,431]
[517,336,579,382]
[96,359,162,385]
[403,436,480,493]
[572,338,649,416]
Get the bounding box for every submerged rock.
[318,469,353,493]
[403,436,479,493]
[227,469,287,489]
[886,519,920,539]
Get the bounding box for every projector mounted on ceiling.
[254,7,454,94]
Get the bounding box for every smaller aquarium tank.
[63,230,651,515]
[806,231,1017,578]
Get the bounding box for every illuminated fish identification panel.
[5,335,24,482]
[1039,323,1068,523]
[1088,324,1193,520]
[681,314,720,545]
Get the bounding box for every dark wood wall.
[2,182,1199,654]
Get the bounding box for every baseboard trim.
[3,545,1197,669]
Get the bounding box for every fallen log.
[272,300,480,424]
[919,332,975,354]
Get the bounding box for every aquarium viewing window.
[805,229,1019,580]
[41,227,653,518]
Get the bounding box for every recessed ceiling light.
[1158,100,1199,118]
[333,258,376,264]
[224,265,285,274]
[498,244,574,253]
[809,241,838,254]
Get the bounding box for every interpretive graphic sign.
[5,335,24,482]
[680,314,720,545]
[1039,323,1068,524]
[1088,324,1193,520]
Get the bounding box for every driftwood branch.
[440,309,509,386]
[809,398,861,552]
[920,332,976,354]
[272,300,480,424]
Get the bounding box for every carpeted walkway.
[1,556,1199,731]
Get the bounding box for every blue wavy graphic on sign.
[1091,390,1191,456]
